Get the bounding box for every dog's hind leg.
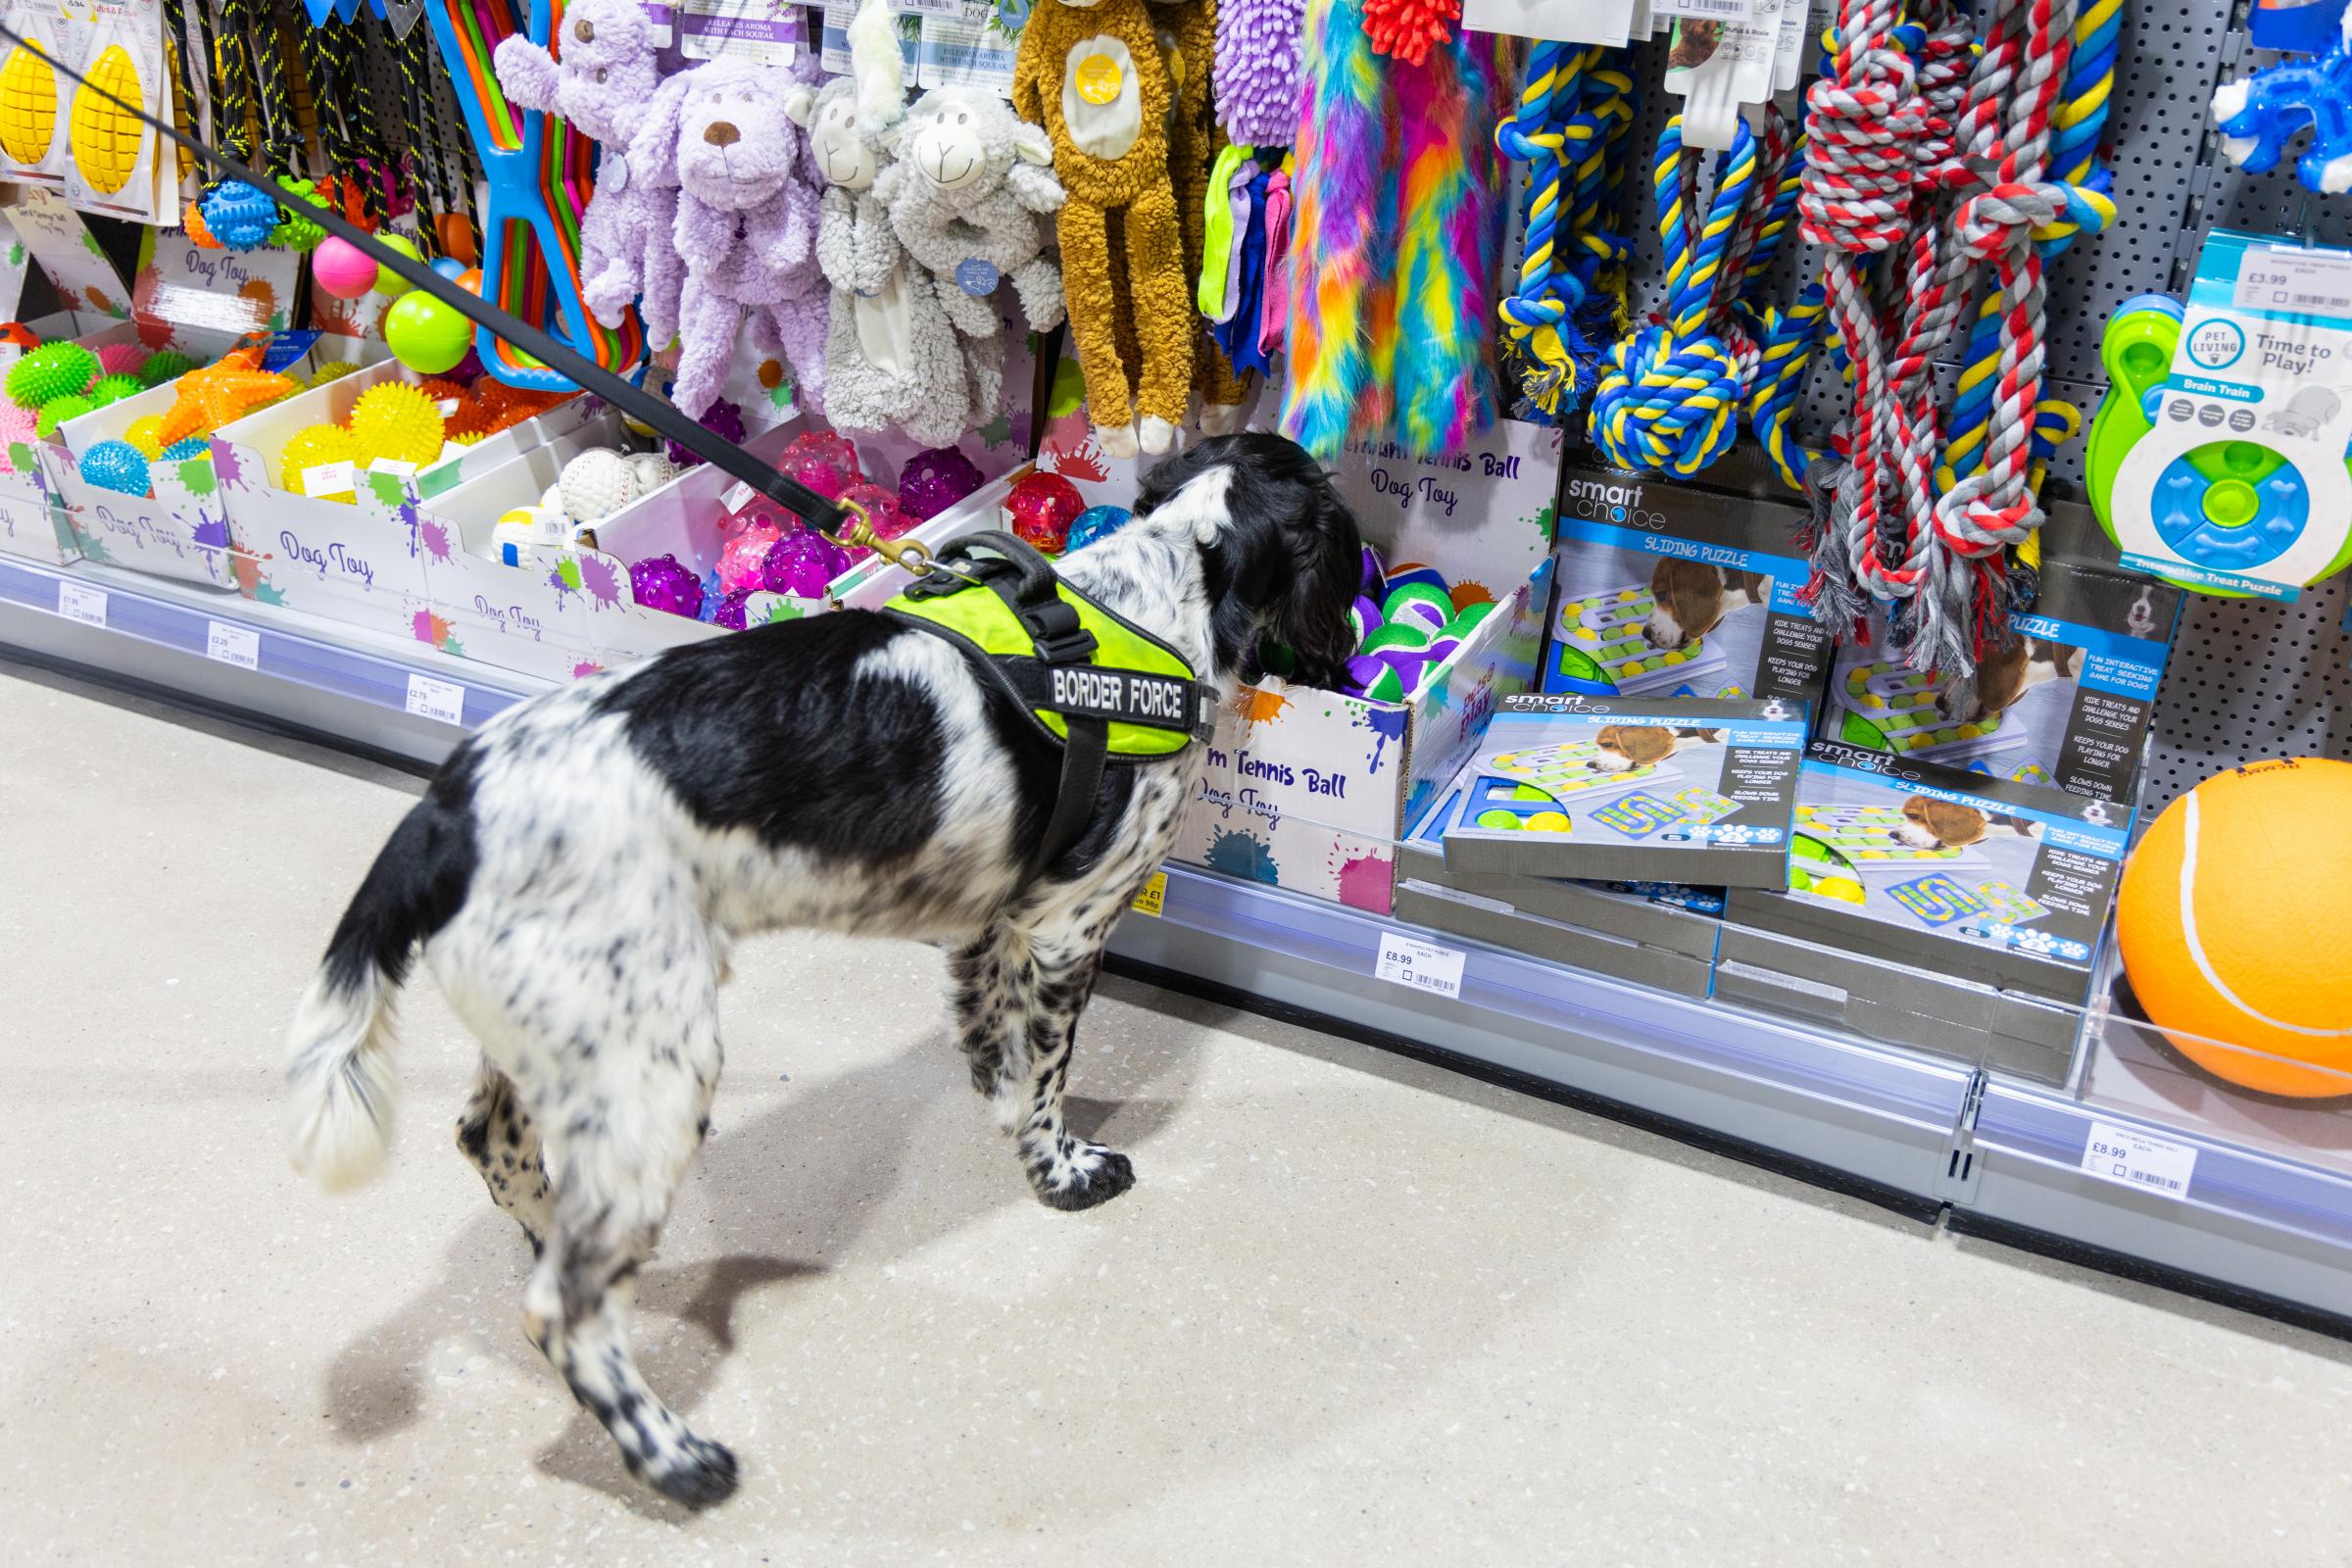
[517,1012,734,1507]
[1007,930,1132,1211]
[454,1058,554,1252]
[948,919,1034,1136]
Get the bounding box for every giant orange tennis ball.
[2118,759,2352,1097]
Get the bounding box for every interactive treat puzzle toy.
[1791,804,1987,870]
[1547,586,1728,696]
[1484,740,1677,801]
[1826,662,2023,764]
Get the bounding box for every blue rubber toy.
[2212,44,2352,194]
[79,439,150,497]
[1065,505,1133,553]
[160,437,210,461]
[199,181,284,253]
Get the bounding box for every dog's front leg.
[948,919,1034,1136]
[1008,934,1133,1211]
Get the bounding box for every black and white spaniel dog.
[284,433,1361,1506]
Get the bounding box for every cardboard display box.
[1543,463,1836,708]
[1441,692,1805,888]
[1171,556,1549,914]
[39,328,376,588]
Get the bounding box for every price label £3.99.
[1375,931,1467,1002]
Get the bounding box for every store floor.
[8,661,2352,1567]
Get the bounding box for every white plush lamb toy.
[876,84,1066,420]
[784,0,987,444]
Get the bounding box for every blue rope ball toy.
[79,438,150,496]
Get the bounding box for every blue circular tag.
[956,258,1001,297]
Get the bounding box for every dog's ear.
[1259,456,1363,690]
[629,71,694,184]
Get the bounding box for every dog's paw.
[645,1434,739,1508]
[1028,1141,1136,1211]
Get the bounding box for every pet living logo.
[1561,475,1668,530]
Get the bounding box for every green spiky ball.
[8,342,99,410]
[138,350,197,387]
[35,394,93,438]
[85,373,143,409]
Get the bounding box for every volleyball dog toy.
[346,382,448,468]
[2089,293,2352,592]
[2118,759,2352,1097]
[78,438,149,496]
[7,342,96,410]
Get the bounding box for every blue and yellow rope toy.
[1589,117,1762,478]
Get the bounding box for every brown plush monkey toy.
[1012,0,1196,458]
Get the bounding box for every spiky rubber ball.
[8,342,97,410]
[347,381,447,468]
[78,438,149,496]
[35,394,91,438]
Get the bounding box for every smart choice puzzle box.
[1716,740,2132,1079]
[1542,464,1837,708]
[1818,561,2181,803]
[1440,693,1806,888]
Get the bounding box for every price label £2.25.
[1375,931,1467,1002]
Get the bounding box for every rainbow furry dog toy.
[1279,0,1509,461]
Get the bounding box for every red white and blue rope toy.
[1796,0,2117,679]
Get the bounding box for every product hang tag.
[956,258,1002,296]
[604,151,631,197]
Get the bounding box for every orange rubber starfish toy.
[158,348,297,446]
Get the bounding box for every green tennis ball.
[1354,662,1407,701]
[86,373,142,408]
[1383,582,1455,635]
[1448,601,1497,637]
[139,350,197,386]
[1360,623,1435,656]
[36,395,94,439]
[8,342,98,410]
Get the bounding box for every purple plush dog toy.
[639,56,831,418]
[492,0,685,343]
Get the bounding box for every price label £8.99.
[1375,931,1467,1002]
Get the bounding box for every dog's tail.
[286,771,477,1192]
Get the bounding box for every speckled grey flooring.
[7,660,2352,1567]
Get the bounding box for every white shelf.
[9,551,2350,1327]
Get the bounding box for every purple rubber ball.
[762,531,849,598]
[712,588,756,630]
[667,398,745,468]
[899,445,986,521]
[629,553,706,619]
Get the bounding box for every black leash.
[0,23,857,543]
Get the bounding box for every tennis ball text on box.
[1203,748,1348,800]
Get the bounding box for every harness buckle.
[1024,599,1099,664]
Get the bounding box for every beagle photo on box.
[1592,724,1725,773]
[1892,795,2043,851]
[1643,560,1770,652]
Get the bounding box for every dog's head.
[1592,724,1677,771]
[1936,635,2083,722]
[1644,562,1765,650]
[1894,796,1989,850]
[1130,433,1363,688]
[660,60,807,211]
